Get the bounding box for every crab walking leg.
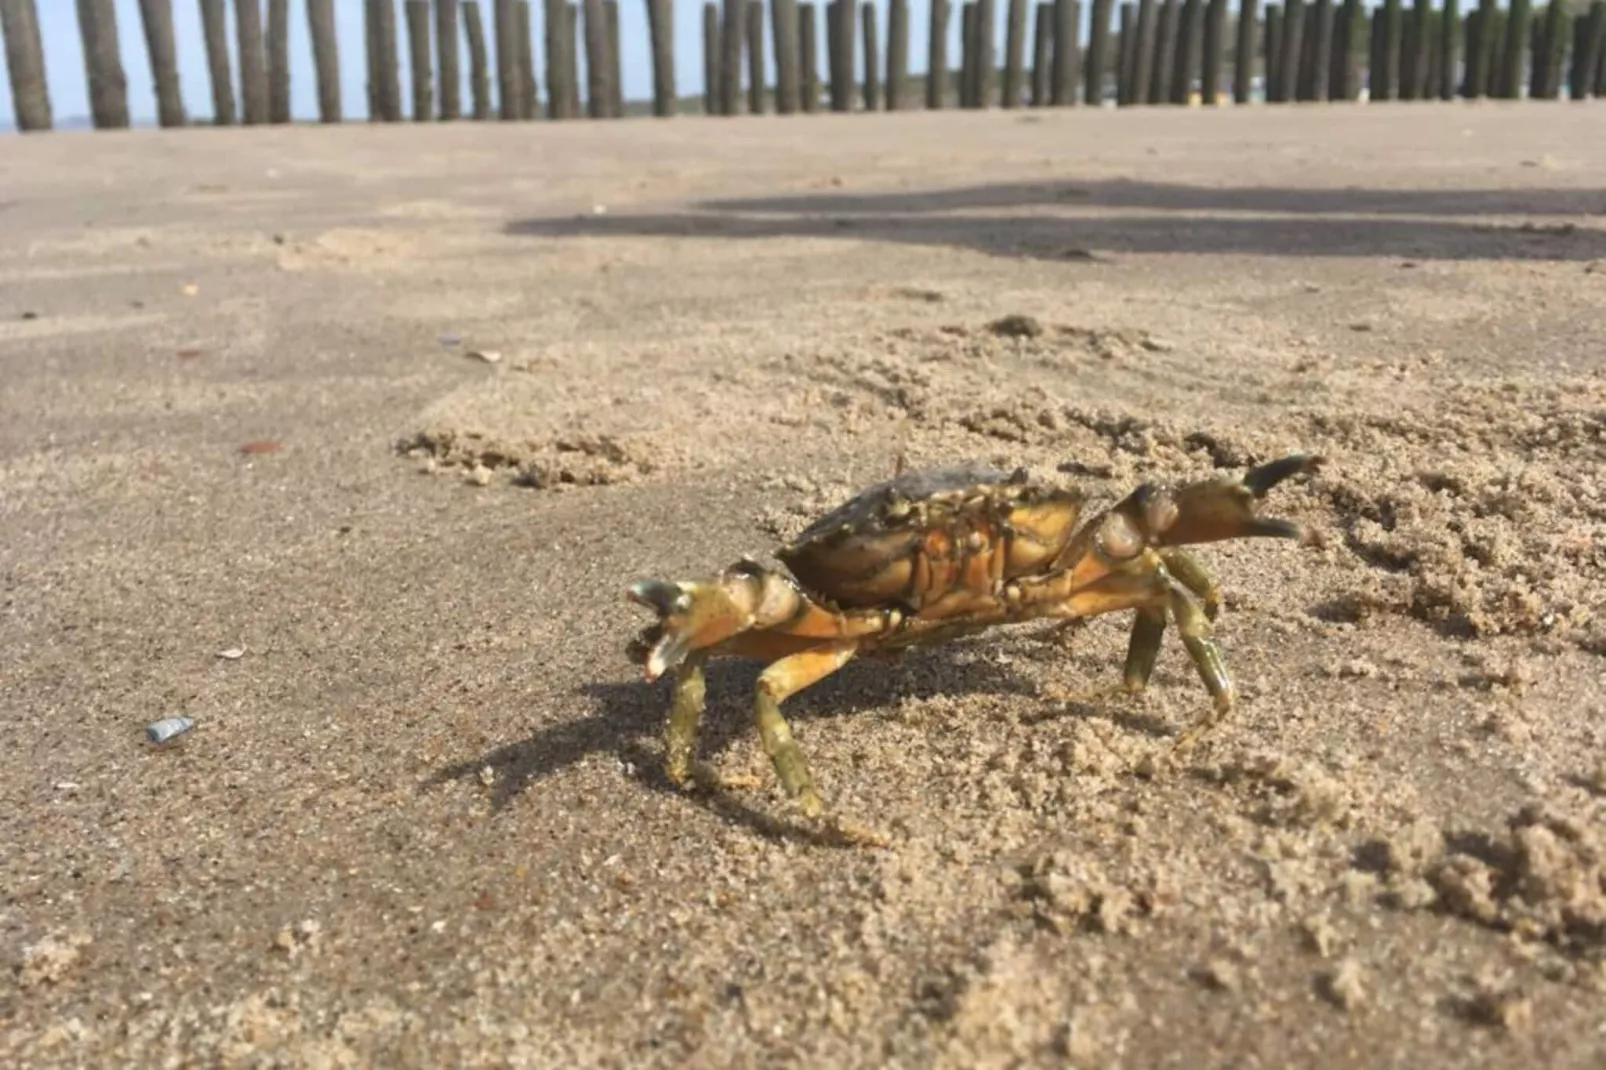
[1168,585,1239,755]
[1122,606,1168,694]
[753,641,858,819]
[664,652,709,789]
[1157,548,1223,621]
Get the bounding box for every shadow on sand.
[504,178,1606,263]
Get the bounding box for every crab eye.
[1098,513,1144,560]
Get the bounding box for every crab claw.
[1152,453,1326,548]
[625,567,783,681]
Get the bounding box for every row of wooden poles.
[3,0,1605,132]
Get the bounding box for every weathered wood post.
[267,0,290,122]
[832,0,856,109]
[772,0,802,111]
[76,0,130,129]
[1377,0,1400,99]
[721,0,742,112]
[1535,0,1565,97]
[1273,0,1303,101]
[1003,0,1029,104]
[800,1,822,108]
[543,0,566,117]
[365,0,381,116]
[1464,0,1492,95]
[463,0,492,116]
[703,1,720,110]
[749,0,767,111]
[975,0,997,104]
[1052,0,1080,103]
[1436,0,1457,98]
[606,0,623,115]
[1304,0,1331,99]
[1263,3,1282,98]
[1499,0,1530,98]
[371,0,403,118]
[406,0,433,118]
[1116,0,1138,103]
[516,0,538,118]
[1569,0,1604,98]
[1171,0,1200,101]
[198,0,237,123]
[1131,0,1158,103]
[1086,0,1113,102]
[1156,0,1181,101]
[2,0,53,131]
[494,0,519,117]
[886,0,908,107]
[862,2,881,107]
[1366,1,1382,96]
[1402,0,1428,98]
[648,0,677,115]
[584,0,610,117]
[960,0,979,105]
[564,3,583,113]
[235,0,270,123]
[1233,0,1258,101]
[1032,2,1053,101]
[306,0,341,121]
[1201,0,1225,101]
[436,0,461,118]
[928,0,950,105]
[137,0,186,127]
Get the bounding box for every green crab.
[625,454,1324,843]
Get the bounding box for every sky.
[1,0,1091,128]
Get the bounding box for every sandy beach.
[2,102,1605,1067]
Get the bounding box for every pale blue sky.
[2,0,1074,127]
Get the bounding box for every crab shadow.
[426,644,1050,845]
[504,178,1606,263]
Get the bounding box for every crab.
[625,453,1325,844]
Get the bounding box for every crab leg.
[1157,548,1223,620]
[753,640,858,819]
[664,652,709,789]
[1167,584,1236,754]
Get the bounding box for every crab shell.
[775,464,1092,613]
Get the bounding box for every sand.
[2,102,1605,1067]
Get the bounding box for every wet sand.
[3,102,1605,1067]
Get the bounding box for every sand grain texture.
[2,106,1605,1067]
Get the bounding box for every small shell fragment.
[216,647,245,660]
[466,349,502,364]
[146,716,195,745]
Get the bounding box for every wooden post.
[1366,2,1382,96]
[1032,2,1053,101]
[542,0,564,117]
[928,0,950,105]
[406,0,432,118]
[606,0,623,115]
[1592,0,1606,96]
[1437,0,1457,98]
[1003,0,1029,104]
[749,0,767,112]
[1201,0,1224,100]
[2,0,53,131]
[1273,0,1302,101]
[463,0,491,116]
[772,0,801,111]
[1499,0,1529,98]
[584,0,609,117]
[1233,0,1257,100]
[1052,0,1080,103]
[800,1,821,108]
[1305,0,1331,99]
[1087,0,1113,103]
[960,1,978,105]
[703,1,720,110]
[1464,0,1492,95]
[886,0,908,107]
[832,0,856,109]
[306,0,341,121]
[1570,0,1604,98]
[198,0,237,123]
[1376,0,1399,99]
[365,0,380,117]
[367,0,402,119]
[494,0,518,117]
[519,1,540,118]
[721,0,742,113]
[1171,0,1199,101]
[975,0,996,105]
[564,3,583,113]
[76,0,130,129]
[437,0,461,118]
[1402,0,1427,97]
[266,0,290,122]
[235,0,269,123]
[1537,0,1566,97]
[1149,0,1176,102]
[1263,3,1282,98]
[1116,0,1137,104]
[646,0,676,115]
[861,2,880,107]
[137,0,186,127]
[1131,0,1157,104]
